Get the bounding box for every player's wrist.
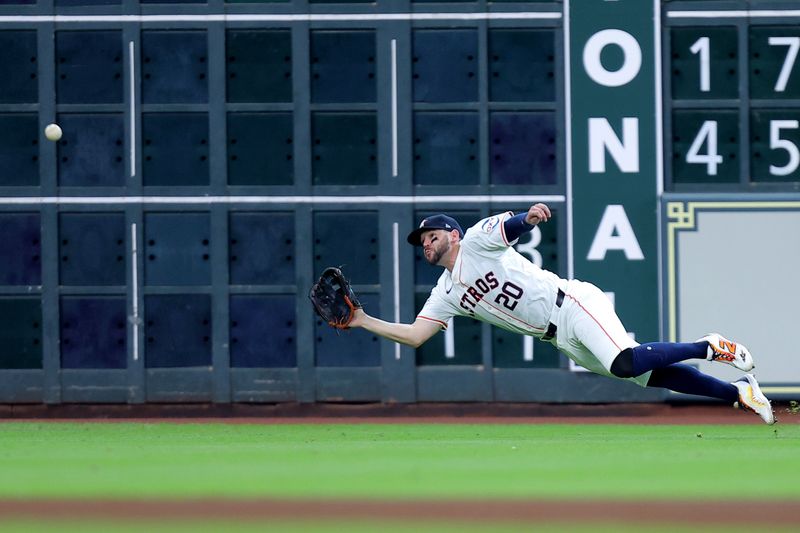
[349,308,365,327]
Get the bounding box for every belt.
[541,289,565,341]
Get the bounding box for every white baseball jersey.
[417,212,646,386]
[417,211,564,338]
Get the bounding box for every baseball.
[44,123,62,142]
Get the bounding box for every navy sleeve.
[502,212,536,243]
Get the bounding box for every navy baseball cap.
[406,214,464,246]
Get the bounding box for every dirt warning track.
[0,499,798,526]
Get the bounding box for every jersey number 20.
[494,281,524,311]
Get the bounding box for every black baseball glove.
[309,267,362,329]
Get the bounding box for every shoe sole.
[739,375,776,425]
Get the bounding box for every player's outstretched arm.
[349,308,441,348]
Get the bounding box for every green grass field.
[0,421,797,531]
[1,422,798,499]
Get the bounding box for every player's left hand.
[525,203,551,225]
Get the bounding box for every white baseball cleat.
[732,374,775,425]
[698,333,754,372]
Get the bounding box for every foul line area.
[0,499,797,526]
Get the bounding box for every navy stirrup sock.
[629,341,707,375]
[647,363,738,402]
[612,342,738,402]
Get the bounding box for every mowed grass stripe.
[0,422,797,499]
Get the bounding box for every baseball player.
[349,204,775,424]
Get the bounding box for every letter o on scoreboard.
[582,29,642,87]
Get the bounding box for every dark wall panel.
[311,113,377,186]
[145,294,212,368]
[311,30,376,104]
[489,29,556,103]
[145,212,211,286]
[56,30,123,104]
[413,29,478,103]
[413,112,479,186]
[230,295,296,368]
[229,212,294,285]
[226,29,292,103]
[313,211,379,285]
[227,113,293,186]
[490,112,557,186]
[0,298,42,369]
[0,213,40,286]
[60,297,127,369]
[0,31,37,104]
[57,114,125,187]
[143,113,209,186]
[142,30,208,104]
[0,114,39,186]
[59,212,126,286]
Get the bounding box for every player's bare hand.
[525,203,551,225]
[349,307,366,328]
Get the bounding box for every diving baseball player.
[349,204,775,424]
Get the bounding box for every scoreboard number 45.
[687,120,799,177]
[684,35,800,178]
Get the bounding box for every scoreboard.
[666,9,800,186]
[0,0,796,404]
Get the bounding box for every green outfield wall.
[0,0,798,404]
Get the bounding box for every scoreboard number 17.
[689,35,800,93]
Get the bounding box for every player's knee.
[610,348,637,378]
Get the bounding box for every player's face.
[421,230,451,265]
